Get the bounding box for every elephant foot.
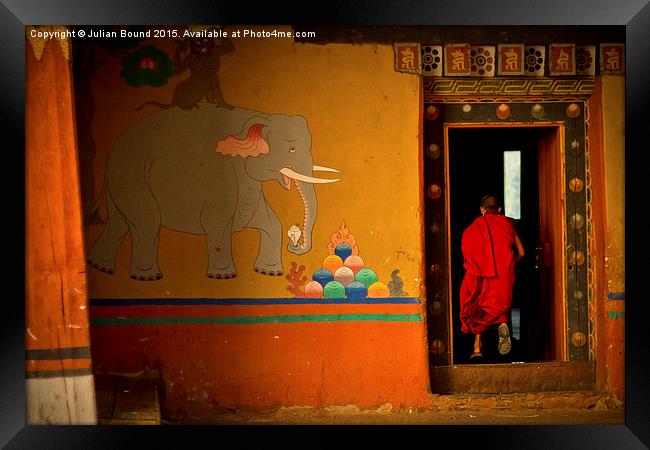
[207,268,238,279]
[253,266,283,277]
[130,273,163,281]
[129,267,163,281]
[87,258,115,275]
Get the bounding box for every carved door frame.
[423,78,596,370]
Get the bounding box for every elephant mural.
[87,105,340,280]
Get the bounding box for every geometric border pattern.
[423,78,595,97]
[584,103,596,361]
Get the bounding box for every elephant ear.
[215,116,271,157]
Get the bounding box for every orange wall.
[89,302,430,418]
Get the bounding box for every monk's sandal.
[498,323,512,355]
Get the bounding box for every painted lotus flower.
[576,47,594,71]
[525,47,544,73]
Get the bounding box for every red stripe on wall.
[89,303,423,319]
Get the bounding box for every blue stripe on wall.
[89,297,421,307]
[607,292,625,300]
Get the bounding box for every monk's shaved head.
[480,195,501,211]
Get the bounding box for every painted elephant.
[87,105,339,280]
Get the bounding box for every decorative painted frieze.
[393,41,624,77]
[421,45,443,76]
[576,45,596,76]
[394,43,422,74]
[497,44,525,76]
[444,44,471,76]
[470,46,495,77]
[599,43,624,74]
[524,45,546,77]
[549,43,576,76]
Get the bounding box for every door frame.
[443,122,568,364]
[423,98,594,381]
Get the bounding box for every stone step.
[431,361,595,394]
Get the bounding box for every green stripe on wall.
[91,313,423,326]
[607,311,625,319]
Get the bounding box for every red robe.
[459,211,517,335]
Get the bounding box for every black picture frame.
[4,0,648,448]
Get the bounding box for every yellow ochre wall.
[85,27,423,300]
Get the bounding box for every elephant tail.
[86,176,107,224]
[136,100,173,111]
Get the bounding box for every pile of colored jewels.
[303,243,390,299]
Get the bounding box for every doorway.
[446,126,565,365]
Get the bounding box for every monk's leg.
[474,278,513,329]
[473,333,482,353]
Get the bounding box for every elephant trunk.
[288,180,317,255]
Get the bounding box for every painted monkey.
[137,36,235,111]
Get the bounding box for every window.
[503,150,521,219]
[511,308,521,340]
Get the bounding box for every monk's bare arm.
[513,233,525,262]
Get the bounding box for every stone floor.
[164,392,624,425]
[95,373,624,425]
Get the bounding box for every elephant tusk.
[279,167,340,184]
[312,165,340,173]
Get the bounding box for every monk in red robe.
[459,195,525,359]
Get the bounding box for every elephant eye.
[289,146,296,153]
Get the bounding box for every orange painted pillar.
[601,75,626,403]
[589,76,625,402]
[25,26,97,424]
